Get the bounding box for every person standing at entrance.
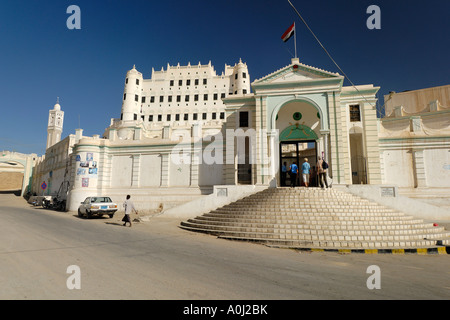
[289,162,298,188]
[302,158,311,187]
[281,162,287,186]
[122,195,138,227]
[317,157,329,189]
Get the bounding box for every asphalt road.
[0,194,449,301]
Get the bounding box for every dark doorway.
[237,136,252,185]
[279,140,317,187]
[351,155,367,184]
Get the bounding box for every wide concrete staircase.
[180,187,450,251]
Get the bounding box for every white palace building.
[30,58,450,215]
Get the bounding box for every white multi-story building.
[117,60,250,135]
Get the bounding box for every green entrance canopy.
[280,124,318,141]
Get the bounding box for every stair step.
[216,207,400,213]
[202,214,424,224]
[210,210,406,217]
[180,222,450,240]
[185,219,447,233]
[180,225,446,249]
[180,187,450,252]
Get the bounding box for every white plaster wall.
[382,149,415,187]
[340,184,450,220]
[169,157,190,186]
[140,154,162,187]
[111,155,132,187]
[424,148,450,187]
[48,167,66,195]
[198,162,223,186]
[161,185,268,219]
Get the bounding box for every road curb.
[292,246,449,255]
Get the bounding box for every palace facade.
[60,58,380,211]
[30,58,448,213]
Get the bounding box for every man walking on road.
[122,195,138,227]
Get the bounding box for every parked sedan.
[78,196,118,218]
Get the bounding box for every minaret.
[231,58,250,95]
[121,65,143,122]
[46,98,64,149]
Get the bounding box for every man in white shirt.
[122,195,138,227]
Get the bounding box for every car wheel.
[108,214,114,218]
[78,209,83,218]
[86,211,93,219]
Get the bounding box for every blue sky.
[1,0,449,155]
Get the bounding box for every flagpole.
[288,0,297,58]
[294,22,297,58]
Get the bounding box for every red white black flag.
[281,23,295,42]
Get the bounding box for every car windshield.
[90,197,112,203]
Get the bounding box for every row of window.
[145,112,226,122]
[124,91,247,103]
[121,111,250,127]
[167,72,246,86]
[145,93,225,103]
[126,72,247,87]
[170,79,208,86]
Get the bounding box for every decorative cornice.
[252,61,340,84]
[252,77,343,91]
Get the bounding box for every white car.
[78,196,118,219]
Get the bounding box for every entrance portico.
[223,58,381,187]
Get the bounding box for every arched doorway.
[275,100,322,187]
[279,125,319,187]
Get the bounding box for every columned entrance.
[223,57,381,187]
